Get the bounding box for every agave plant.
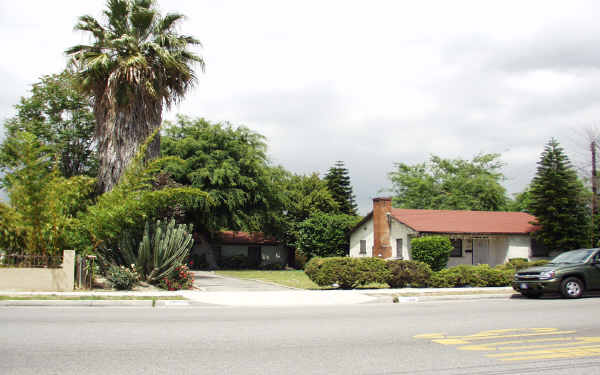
[120,218,193,283]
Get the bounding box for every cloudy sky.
[2,0,600,213]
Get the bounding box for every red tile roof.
[216,231,280,245]
[390,209,538,234]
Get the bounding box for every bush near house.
[158,263,194,290]
[410,236,453,271]
[428,264,514,288]
[385,260,432,288]
[106,265,139,290]
[304,257,389,289]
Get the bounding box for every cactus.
[120,218,193,283]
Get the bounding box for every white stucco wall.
[349,217,417,259]
[349,220,374,257]
[506,235,531,261]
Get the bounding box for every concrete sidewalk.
[0,287,518,307]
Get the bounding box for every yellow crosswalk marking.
[414,328,600,362]
[487,344,600,361]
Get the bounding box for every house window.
[359,240,366,255]
[396,239,403,259]
[450,239,462,257]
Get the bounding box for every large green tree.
[388,153,508,211]
[66,0,204,193]
[529,139,591,252]
[324,160,357,215]
[0,71,96,182]
[160,116,283,236]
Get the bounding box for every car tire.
[560,277,584,299]
[522,291,543,299]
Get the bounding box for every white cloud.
[2,0,600,213]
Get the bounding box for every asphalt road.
[2,297,600,375]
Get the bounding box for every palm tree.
[66,0,204,192]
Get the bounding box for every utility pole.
[592,140,598,246]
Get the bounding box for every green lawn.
[215,270,389,290]
[0,295,186,301]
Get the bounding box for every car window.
[551,249,595,263]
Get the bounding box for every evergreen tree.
[529,139,591,253]
[324,161,357,215]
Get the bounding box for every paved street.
[2,297,600,374]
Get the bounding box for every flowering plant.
[158,262,194,290]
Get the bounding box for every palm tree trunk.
[94,98,162,193]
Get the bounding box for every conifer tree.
[324,161,358,215]
[529,139,591,253]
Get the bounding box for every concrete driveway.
[192,271,288,292]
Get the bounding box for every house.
[192,231,291,268]
[349,197,541,267]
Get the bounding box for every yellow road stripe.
[487,344,600,360]
[459,337,577,351]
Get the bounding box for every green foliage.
[66,0,205,192]
[0,132,95,255]
[294,250,308,270]
[106,264,139,290]
[385,260,432,288]
[506,188,532,213]
[118,219,194,283]
[158,263,194,290]
[354,257,391,285]
[304,257,361,289]
[496,258,550,272]
[528,139,592,252]
[160,116,284,235]
[73,132,213,254]
[294,212,361,259]
[0,203,25,253]
[324,161,357,215]
[0,71,96,180]
[428,264,513,288]
[388,153,508,211]
[304,257,389,289]
[410,236,453,271]
[275,170,340,250]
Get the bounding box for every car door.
[587,251,600,290]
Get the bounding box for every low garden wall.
[0,250,75,291]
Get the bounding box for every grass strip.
[0,295,186,301]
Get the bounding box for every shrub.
[305,257,391,289]
[219,255,252,269]
[304,257,361,289]
[411,236,453,271]
[106,264,139,290]
[294,250,307,270]
[429,264,514,288]
[355,258,390,286]
[385,260,432,288]
[158,263,194,290]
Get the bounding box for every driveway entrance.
[192,271,288,291]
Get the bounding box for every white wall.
[506,235,531,262]
[349,217,417,259]
[390,220,417,259]
[349,219,374,257]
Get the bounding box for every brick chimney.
[372,197,392,259]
